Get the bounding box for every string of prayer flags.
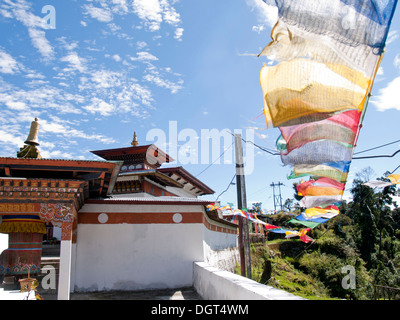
[285,228,314,243]
[303,206,340,219]
[287,161,351,183]
[296,177,345,197]
[387,174,400,184]
[257,0,398,224]
[363,174,400,189]
[207,202,316,243]
[363,180,394,188]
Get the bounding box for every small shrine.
[0,119,121,299]
[91,132,214,198]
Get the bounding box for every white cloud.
[387,30,399,45]
[136,41,147,49]
[27,28,54,60]
[252,24,265,34]
[130,51,159,62]
[394,54,400,70]
[60,52,87,73]
[83,4,113,23]
[132,0,182,33]
[0,80,82,114]
[246,0,278,28]
[143,71,183,94]
[0,50,20,74]
[371,76,400,112]
[40,118,116,144]
[0,0,54,60]
[132,0,163,31]
[88,69,122,88]
[0,128,24,147]
[161,1,181,25]
[112,54,121,62]
[84,97,115,116]
[110,0,129,14]
[174,27,184,41]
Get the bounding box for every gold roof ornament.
[17,118,42,159]
[131,131,139,146]
[24,117,40,146]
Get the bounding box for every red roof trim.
[85,198,213,205]
[90,144,173,163]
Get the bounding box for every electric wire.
[354,139,400,155]
[226,131,279,156]
[215,174,236,202]
[353,148,400,160]
[195,142,234,178]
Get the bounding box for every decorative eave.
[157,166,215,195]
[117,170,184,188]
[0,157,122,199]
[0,178,88,212]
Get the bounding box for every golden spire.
[131,131,139,146]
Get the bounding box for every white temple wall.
[73,223,203,292]
[71,201,239,292]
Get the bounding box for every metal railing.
[373,285,400,300]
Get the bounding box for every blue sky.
[0,0,399,211]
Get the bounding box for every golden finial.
[131,131,139,146]
[17,118,42,158]
[24,118,40,146]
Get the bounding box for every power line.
[215,174,236,202]
[354,139,400,155]
[195,142,234,177]
[390,163,400,174]
[353,148,400,160]
[226,131,279,156]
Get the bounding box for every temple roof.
[90,144,173,169]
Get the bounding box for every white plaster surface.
[0,233,8,254]
[202,225,238,272]
[193,262,306,300]
[73,223,204,292]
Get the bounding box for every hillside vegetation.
[239,174,400,300]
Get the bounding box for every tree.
[348,169,399,269]
[283,198,294,212]
[292,182,303,201]
[348,178,378,267]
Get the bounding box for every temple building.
[90,132,214,198]
[0,119,238,299]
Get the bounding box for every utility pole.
[270,182,284,212]
[234,133,252,279]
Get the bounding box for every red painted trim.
[84,199,213,205]
[78,211,202,224]
[78,211,237,235]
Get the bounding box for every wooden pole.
[234,133,252,279]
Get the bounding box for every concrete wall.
[202,223,238,272]
[193,262,306,300]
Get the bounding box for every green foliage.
[249,169,400,299]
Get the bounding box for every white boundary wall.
[193,262,306,300]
